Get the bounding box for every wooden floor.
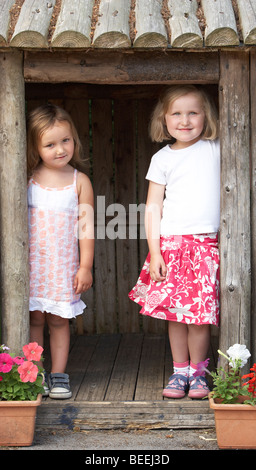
[37,333,217,430]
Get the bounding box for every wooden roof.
[0,0,256,50]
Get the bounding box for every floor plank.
[135,335,165,401]
[39,332,218,430]
[104,333,143,401]
[76,334,121,401]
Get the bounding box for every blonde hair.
[150,85,218,142]
[27,104,85,179]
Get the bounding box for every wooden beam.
[0,51,29,354]
[219,51,251,363]
[24,50,219,85]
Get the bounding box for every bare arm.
[145,181,167,282]
[74,172,94,294]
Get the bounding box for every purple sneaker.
[163,373,188,398]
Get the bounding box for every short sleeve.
[145,153,166,185]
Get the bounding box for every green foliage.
[211,365,249,404]
[0,368,44,401]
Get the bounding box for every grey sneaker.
[48,373,72,399]
[42,371,49,397]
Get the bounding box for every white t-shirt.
[146,139,220,236]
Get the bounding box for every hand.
[149,254,167,282]
[74,267,93,294]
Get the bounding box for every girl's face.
[37,120,74,169]
[165,92,205,149]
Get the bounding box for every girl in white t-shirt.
[129,85,220,399]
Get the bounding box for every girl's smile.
[38,121,74,169]
[165,92,205,149]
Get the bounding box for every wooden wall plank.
[168,0,203,48]
[10,0,56,47]
[92,99,117,334]
[93,0,130,48]
[201,0,239,46]
[0,51,29,354]
[136,98,166,334]
[114,99,139,333]
[134,0,167,48]
[219,51,251,364]
[51,0,93,47]
[65,97,94,335]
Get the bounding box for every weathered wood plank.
[24,50,219,84]
[65,335,99,399]
[76,334,121,401]
[0,51,29,355]
[51,0,93,47]
[168,0,203,48]
[105,334,143,400]
[135,335,166,400]
[219,51,251,366]
[64,97,94,334]
[136,98,167,334]
[114,100,139,332]
[37,399,214,430]
[237,0,256,45]
[10,0,56,47]
[133,0,167,48]
[38,333,217,429]
[0,0,15,45]
[92,99,117,334]
[93,0,130,48]
[201,0,239,46]
[250,49,256,363]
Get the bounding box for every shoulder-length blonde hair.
[27,103,85,179]
[150,85,218,143]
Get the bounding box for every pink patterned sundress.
[28,169,85,318]
[129,233,220,326]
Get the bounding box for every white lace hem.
[29,297,86,319]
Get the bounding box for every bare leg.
[30,310,46,368]
[46,313,70,373]
[168,321,189,363]
[188,324,210,364]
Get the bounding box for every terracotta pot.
[209,394,256,449]
[0,394,42,446]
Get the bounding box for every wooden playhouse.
[0,0,256,429]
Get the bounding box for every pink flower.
[193,358,210,377]
[22,342,43,362]
[17,361,38,383]
[0,353,14,373]
[13,356,25,365]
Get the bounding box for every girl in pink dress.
[129,85,220,399]
[27,104,94,399]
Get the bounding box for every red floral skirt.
[129,234,220,326]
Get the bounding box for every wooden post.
[0,51,29,355]
[219,51,251,363]
[250,49,256,364]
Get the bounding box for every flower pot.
[209,395,256,449]
[0,394,42,446]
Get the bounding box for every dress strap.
[73,169,78,193]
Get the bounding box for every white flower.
[226,344,251,368]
